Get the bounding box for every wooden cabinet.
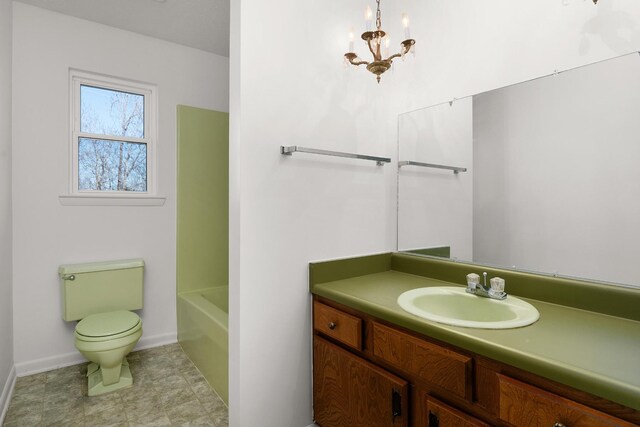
[314,301,362,351]
[313,336,409,427]
[498,375,637,427]
[312,297,640,427]
[425,397,489,427]
[373,322,472,400]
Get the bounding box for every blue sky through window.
[80,85,144,138]
[78,84,147,192]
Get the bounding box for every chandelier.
[344,0,415,83]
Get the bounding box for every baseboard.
[14,351,86,377]
[14,332,177,377]
[0,366,16,425]
[134,331,177,351]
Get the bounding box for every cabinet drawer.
[426,396,490,427]
[372,322,472,400]
[313,301,362,351]
[498,374,636,427]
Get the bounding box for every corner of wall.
[0,0,14,421]
[0,366,15,426]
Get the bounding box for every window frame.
[67,69,159,202]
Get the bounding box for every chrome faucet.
[466,272,507,300]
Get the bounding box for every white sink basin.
[397,286,540,329]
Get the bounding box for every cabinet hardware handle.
[392,390,402,420]
[553,423,567,427]
[428,411,439,427]
[328,322,336,330]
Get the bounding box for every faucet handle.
[489,277,506,296]
[466,273,479,290]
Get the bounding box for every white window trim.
[58,194,166,206]
[60,69,165,206]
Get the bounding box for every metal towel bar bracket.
[281,146,391,166]
[398,160,467,174]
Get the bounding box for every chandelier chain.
[376,0,382,30]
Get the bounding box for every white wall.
[230,1,402,425]
[231,1,640,426]
[12,3,229,373]
[0,0,15,418]
[474,53,640,286]
[392,0,640,112]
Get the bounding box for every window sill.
[59,194,166,206]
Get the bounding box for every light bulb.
[402,13,411,39]
[365,5,373,31]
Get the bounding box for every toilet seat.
[75,310,141,342]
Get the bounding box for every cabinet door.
[498,374,637,427]
[314,336,409,427]
[425,397,490,427]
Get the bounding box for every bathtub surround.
[0,0,14,423]
[176,106,229,294]
[176,106,229,403]
[11,3,229,378]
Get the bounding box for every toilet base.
[86,359,133,396]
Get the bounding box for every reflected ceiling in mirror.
[397,52,640,289]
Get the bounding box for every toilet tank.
[59,259,144,321]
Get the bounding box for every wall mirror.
[397,52,640,289]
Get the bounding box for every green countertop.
[312,270,640,411]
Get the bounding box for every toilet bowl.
[74,310,142,396]
[59,259,145,396]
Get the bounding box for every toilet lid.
[76,310,141,338]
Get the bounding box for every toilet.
[59,259,144,396]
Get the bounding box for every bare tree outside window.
[78,85,147,192]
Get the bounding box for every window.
[69,70,157,198]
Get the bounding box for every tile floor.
[2,343,228,427]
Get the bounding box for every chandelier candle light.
[344,0,416,83]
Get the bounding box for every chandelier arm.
[349,59,370,67]
[386,53,401,61]
[400,39,416,54]
[344,53,369,67]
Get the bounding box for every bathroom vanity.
[310,253,640,427]
[309,50,640,427]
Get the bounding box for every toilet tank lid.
[59,259,145,275]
